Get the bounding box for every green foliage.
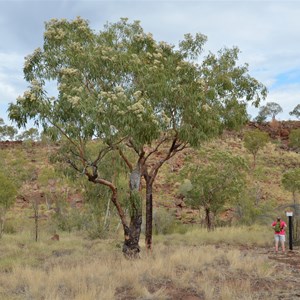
[243,129,269,167]
[0,118,18,141]
[289,128,300,149]
[0,148,37,187]
[289,104,300,119]
[180,150,248,217]
[153,208,181,235]
[0,171,17,238]
[2,221,17,235]
[254,112,267,123]
[17,128,40,141]
[255,102,283,121]
[53,207,90,233]
[0,172,17,210]
[127,190,142,218]
[234,187,276,226]
[0,125,18,141]
[8,17,266,150]
[179,179,193,195]
[282,168,300,197]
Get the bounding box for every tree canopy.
[0,118,18,141]
[255,102,283,122]
[243,129,269,168]
[290,104,300,119]
[9,17,267,146]
[282,168,300,204]
[180,150,248,230]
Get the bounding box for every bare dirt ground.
[264,247,300,300]
[167,246,300,300]
[233,245,300,300]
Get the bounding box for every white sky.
[0,0,300,126]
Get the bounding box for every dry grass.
[0,226,284,300]
[158,225,273,249]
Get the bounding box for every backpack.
[274,221,282,233]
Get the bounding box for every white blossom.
[100,91,108,97]
[68,96,80,105]
[60,68,79,76]
[202,104,211,111]
[133,90,142,98]
[24,91,31,98]
[146,33,153,40]
[153,53,163,59]
[115,86,124,93]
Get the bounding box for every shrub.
[153,208,179,235]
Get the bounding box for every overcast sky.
[0,0,299,126]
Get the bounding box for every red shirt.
[272,221,287,235]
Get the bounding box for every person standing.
[272,216,287,253]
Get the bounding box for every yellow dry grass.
[0,226,284,300]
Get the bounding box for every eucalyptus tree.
[0,118,18,141]
[256,102,283,122]
[8,17,267,253]
[17,128,40,141]
[289,104,300,119]
[243,129,269,169]
[179,151,248,230]
[282,168,300,204]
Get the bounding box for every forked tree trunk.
[122,166,143,259]
[93,176,141,259]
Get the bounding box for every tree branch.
[118,147,133,171]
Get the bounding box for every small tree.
[289,128,300,150]
[0,118,18,141]
[255,102,283,122]
[180,151,247,230]
[289,104,300,119]
[0,172,17,237]
[282,168,300,204]
[17,128,40,141]
[243,129,269,168]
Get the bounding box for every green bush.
[3,221,17,235]
[153,208,179,235]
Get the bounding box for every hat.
[277,216,281,220]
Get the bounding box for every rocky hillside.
[1,121,300,228]
[246,120,300,149]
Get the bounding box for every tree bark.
[145,181,153,251]
[122,166,143,259]
[205,207,214,231]
[122,214,142,258]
